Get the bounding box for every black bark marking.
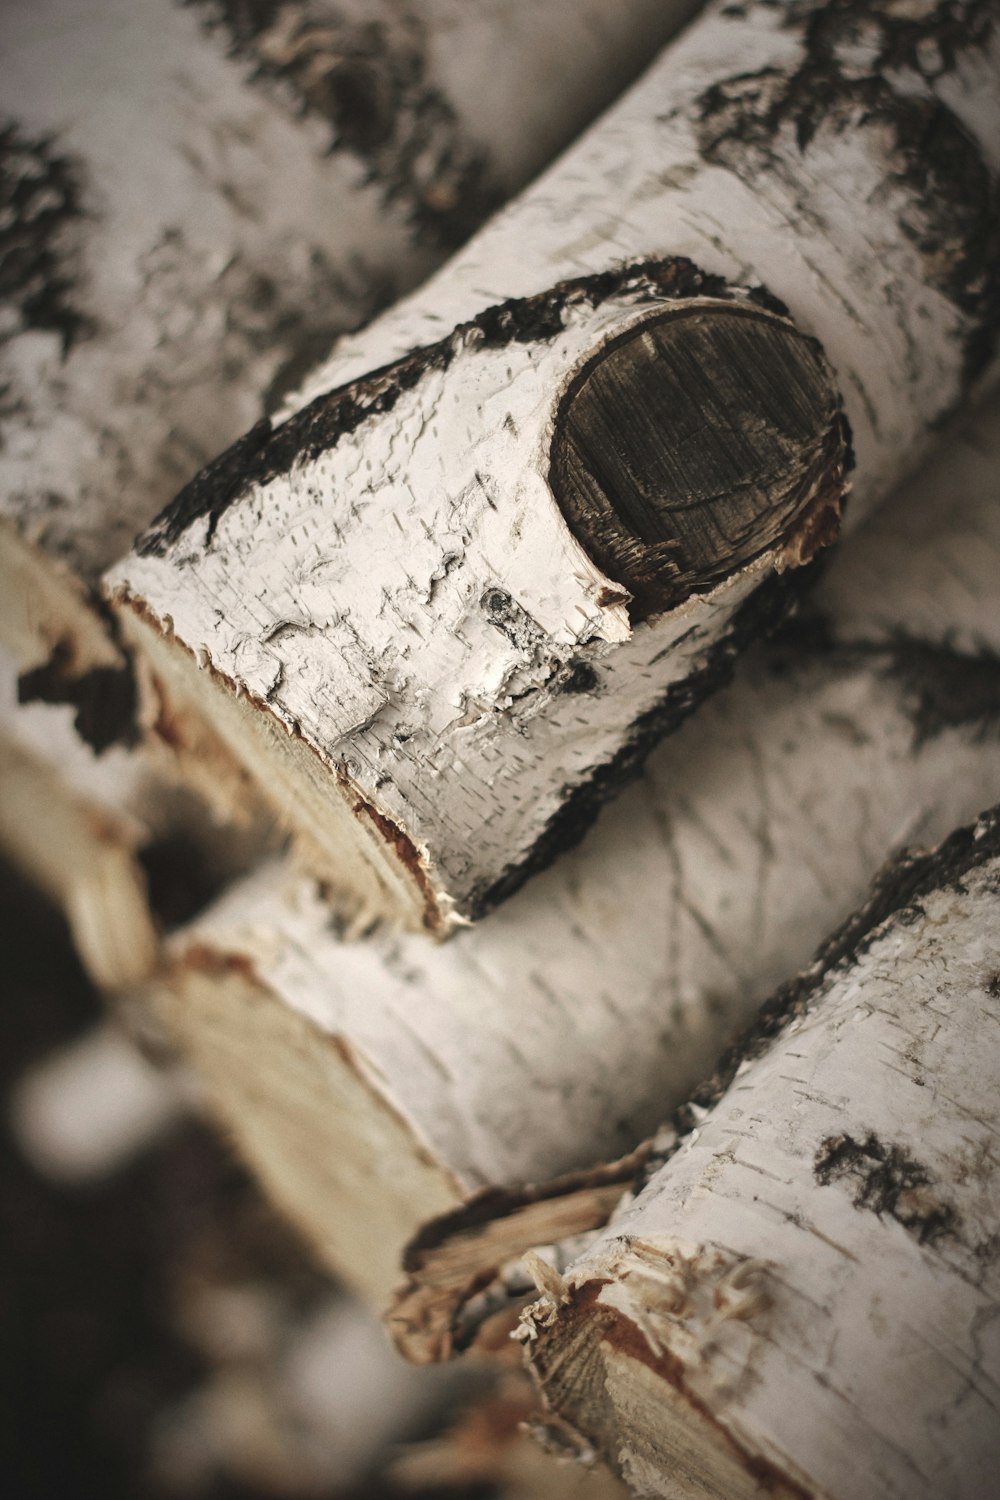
[0,121,91,354]
[550,304,847,619]
[186,0,499,247]
[694,0,1000,384]
[556,660,600,695]
[815,1132,958,1245]
[17,647,137,756]
[637,803,1000,1189]
[137,257,788,557]
[885,640,1000,745]
[770,622,1000,747]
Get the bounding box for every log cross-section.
[551,304,843,619]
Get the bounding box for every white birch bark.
[109,0,1000,929]
[1,0,693,705]
[520,806,1000,1500]
[139,390,1000,1325]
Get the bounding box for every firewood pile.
[2,3,999,1495]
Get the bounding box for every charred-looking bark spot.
[885,641,1000,745]
[0,120,91,354]
[695,1,1000,383]
[480,588,544,652]
[187,0,498,247]
[815,1133,958,1245]
[550,306,847,620]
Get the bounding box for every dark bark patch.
[479,588,545,653]
[693,1,1000,385]
[186,0,499,247]
[17,644,136,755]
[885,640,1000,745]
[556,660,600,695]
[136,257,784,557]
[770,623,1000,746]
[550,304,847,619]
[815,1132,959,1245]
[0,120,91,354]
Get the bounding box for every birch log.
[139,390,1000,1323]
[520,806,1000,1500]
[0,0,693,725]
[108,0,1000,931]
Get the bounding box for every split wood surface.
[109,0,1000,931]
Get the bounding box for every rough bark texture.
[109,0,1000,929]
[139,390,1000,1327]
[0,0,693,721]
[521,805,1000,1500]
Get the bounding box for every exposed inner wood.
[551,305,845,618]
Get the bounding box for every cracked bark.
[520,804,1000,1500]
[138,390,1000,1324]
[109,0,1000,930]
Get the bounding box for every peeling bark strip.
[0,0,696,712]
[139,392,1000,1322]
[521,807,1000,1500]
[110,0,1000,928]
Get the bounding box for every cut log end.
[550,304,849,620]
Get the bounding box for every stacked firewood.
[3,2,999,1495]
